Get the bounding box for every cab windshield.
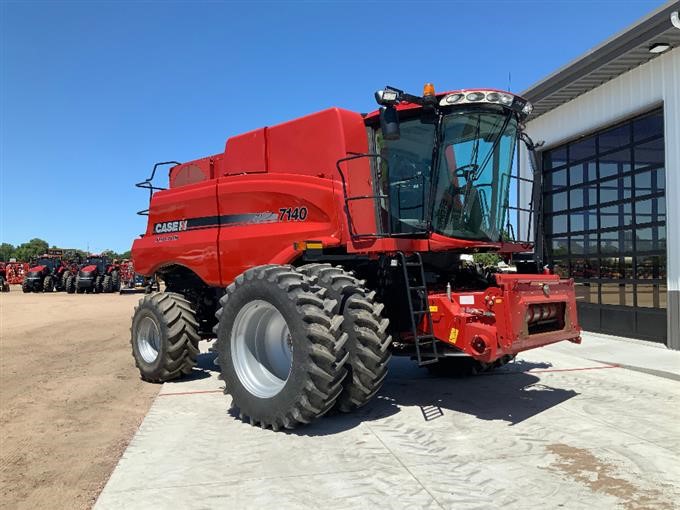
[376,107,518,241]
[36,258,58,269]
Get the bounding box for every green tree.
[0,243,15,262]
[13,238,49,262]
[473,252,502,267]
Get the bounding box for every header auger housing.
[130,84,581,430]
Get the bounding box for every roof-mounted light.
[439,89,533,117]
[423,82,436,97]
[466,92,485,102]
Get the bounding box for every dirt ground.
[0,289,159,510]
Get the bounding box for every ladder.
[397,252,439,366]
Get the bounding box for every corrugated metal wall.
[519,46,679,346]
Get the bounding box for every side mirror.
[380,105,400,140]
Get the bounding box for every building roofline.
[521,1,680,115]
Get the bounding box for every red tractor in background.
[130,84,581,431]
[21,254,73,293]
[72,255,121,294]
[0,263,10,292]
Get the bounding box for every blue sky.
[0,0,663,252]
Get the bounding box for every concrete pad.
[96,334,680,509]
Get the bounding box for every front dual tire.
[214,265,349,430]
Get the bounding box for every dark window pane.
[569,162,595,185]
[571,212,584,232]
[553,259,569,278]
[600,205,619,229]
[570,136,596,162]
[660,284,667,309]
[636,284,657,308]
[544,147,567,170]
[572,257,598,279]
[636,170,653,195]
[599,148,632,178]
[658,225,666,251]
[622,229,634,253]
[600,232,619,254]
[656,168,665,191]
[570,235,584,255]
[659,255,667,279]
[569,165,583,186]
[599,124,630,153]
[600,178,617,203]
[548,168,567,189]
[584,208,598,231]
[551,238,569,257]
[622,202,633,227]
[636,199,653,224]
[622,176,632,199]
[552,214,568,234]
[634,138,664,169]
[633,111,663,141]
[601,283,631,306]
[600,257,621,278]
[552,191,567,212]
[575,283,598,303]
[637,255,658,279]
[623,256,633,279]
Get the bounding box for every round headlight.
[522,102,534,115]
[486,92,500,102]
[445,93,464,104]
[466,92,485,102]
[499,94,514,105]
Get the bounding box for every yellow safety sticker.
[429,305,438,313]
[449,328,459,343]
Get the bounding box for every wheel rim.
[231,300,293,398]
[137,316,161,364]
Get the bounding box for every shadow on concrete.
[206,350,577,435]
[287,357,578,436]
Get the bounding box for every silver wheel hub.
[137,316,161,364]
[231,300,293,398]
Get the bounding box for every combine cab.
[21,255,71,293]
[129,83,581,430]
[74,255,121,294]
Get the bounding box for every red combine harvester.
[130,84,581,430]
[73,255,121,294]
[21,254,72,293]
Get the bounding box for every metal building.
[519,1,680,347]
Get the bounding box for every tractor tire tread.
[298,263,391,413]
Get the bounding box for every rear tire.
[0,276,8,292]
[75,276,85,294]
[43,276,54,293]
[299,263,391,412]
[111,270,120,292]
[214,265,348,430]
[131,292,200,382]
[59,271,71,291]
[102,275,113,293]
[65,275,76,294]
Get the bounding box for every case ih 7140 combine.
[130,84,581,430]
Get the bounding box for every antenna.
[508,71,512,92]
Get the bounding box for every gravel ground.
[0,289,159,510]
